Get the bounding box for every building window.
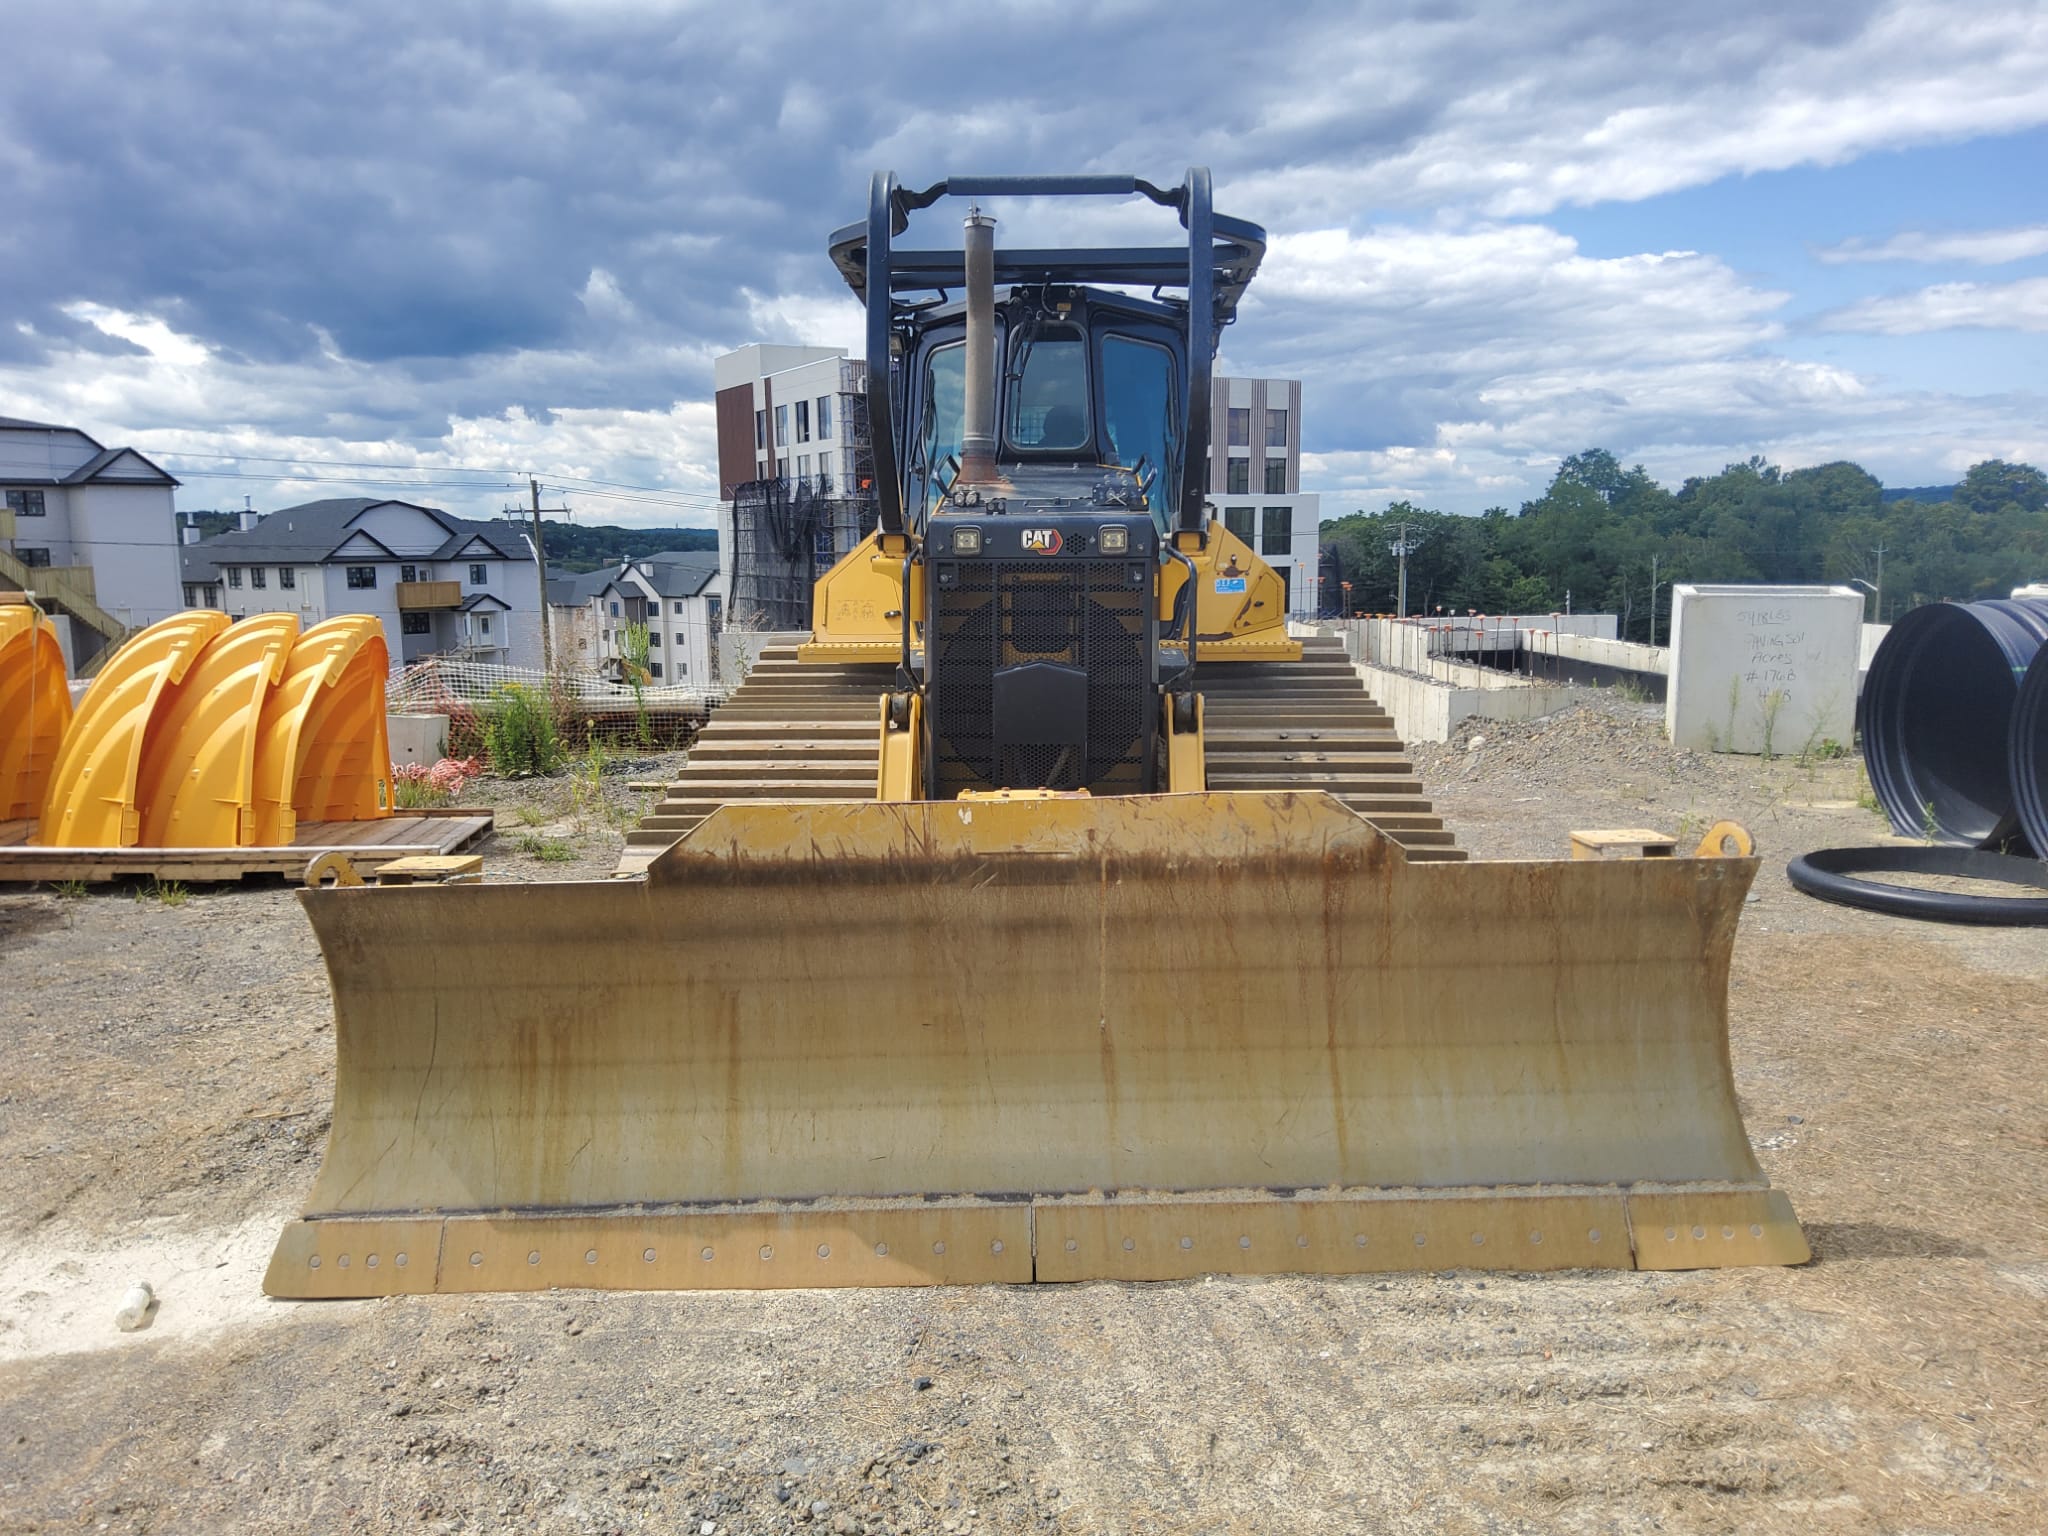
[815,459,832,495]
[816,395,832,439]
[673,633,685,648]
[401,611,432,635]
[1226,459,1248,495]
[797,453,811,488]
[795,399,810,443]
[1224,507,1254,542]
[775,403,789,447]
[648,661,662,678]
[610,600,620,616]
[468,563,487,586]
[1226,407,1250,447]
[19,547,51,567]
[1262,507,1292,557]
[5,490,46,517]
[776,456,789,481]
[250,566,267,589]
[672,601,684,614]
[279,566,296,590]
[1265,459,1288,494]
[227,567,244,589]
[677,661,688,676]
[346,566,377,589]
[1266,408,1288,448]
[478,614,492,636]
[400,563,418,583]
[755,408,767,450]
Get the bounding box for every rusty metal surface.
[273,791,1803,1294]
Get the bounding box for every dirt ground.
[2,695,2044,1535]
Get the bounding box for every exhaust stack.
[959,207,998,484]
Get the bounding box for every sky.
[1,0,2044,527]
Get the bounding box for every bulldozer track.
[616,634,1461,873]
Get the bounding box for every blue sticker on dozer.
[1214,576,1247,593]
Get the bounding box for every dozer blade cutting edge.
[267,791,1806,1297]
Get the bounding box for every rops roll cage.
[827,171,1267,541]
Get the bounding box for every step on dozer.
[268,168,1804,1296]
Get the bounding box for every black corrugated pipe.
[2011,641,2048,857]
[1861,598,2048,851]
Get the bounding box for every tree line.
[1317,451,2048,639]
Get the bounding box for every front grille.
[929,559,1152,798]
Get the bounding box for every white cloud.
[1818,276,2048,334]
[61,302,210,366]
[1816,225,2048,265]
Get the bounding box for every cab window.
[1099,335,1174,520]
[918,341,966,519]
[1006,326,1089,451]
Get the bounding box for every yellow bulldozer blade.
[270,792,1805,1296]
[0,606,72,820]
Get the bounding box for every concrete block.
[388,712,449,765]
[1665,585,1862,754]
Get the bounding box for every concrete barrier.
[1666,585,1862,754]
[389,712,449,765]
[1357,663,1578,744]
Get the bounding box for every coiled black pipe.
[2013,642,2048,858]
[1861,598,2048,851]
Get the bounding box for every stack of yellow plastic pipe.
[27,611,392,848]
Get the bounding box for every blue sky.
[0,0,2043,524]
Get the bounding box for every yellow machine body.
[269,793,1804,1297]
[0,605,73,820]
[800,522,1301,665]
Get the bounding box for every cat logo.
[1021,528,1064,555]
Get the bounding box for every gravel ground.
[1,694,2044,1534]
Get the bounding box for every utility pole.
[1872,542,1886,623]
[1389,521,1423,619]
[1649,553,1659,647]
[526,478,572,671]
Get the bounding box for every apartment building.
[1208,377,1320,617]
[711,345,875,629]
[183,497,542,665]
[0,415,184,666]
[549,551,725,688]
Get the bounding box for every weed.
[568,740,610,823]
[51,879,89,900]
[617,624,655,749]
[1855,767,1883,817]
[514,832,576,862]
[134,878,189,907]
[514,803,552,828]
[1675,810,1706,845]
[1922,799,1939,844]
[1758,689,1788,761]
[482,683,565,776]
[1724,677,1740,755]
[1611,675,1650,705]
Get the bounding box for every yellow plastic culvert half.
[133,613,301,847]
[1,606,74,821]
[250,616,392,844]
[34,610,231,847]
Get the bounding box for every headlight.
[951,526,982,555]
[1098,524,1130,553]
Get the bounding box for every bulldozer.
[267,171,1806,1298]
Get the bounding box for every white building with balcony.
[0,414,184,666]
[182,497,542,666]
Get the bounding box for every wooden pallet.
[0,809,495,884]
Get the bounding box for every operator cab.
[907,287,1182,532]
